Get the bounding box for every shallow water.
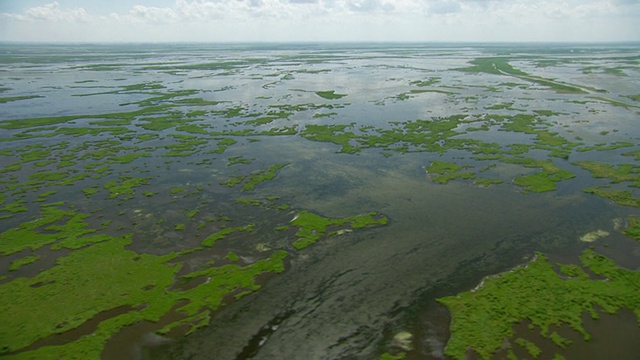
[1,43,639,359]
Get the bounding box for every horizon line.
[1,40,640,45]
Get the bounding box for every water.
[1,43,639,359]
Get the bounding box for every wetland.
[1,42,639,359]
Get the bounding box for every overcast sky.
[1,0,639,43]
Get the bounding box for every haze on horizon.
[1,0,639,43]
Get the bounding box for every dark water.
[0,43,639,359]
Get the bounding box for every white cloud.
[6,1,91,22]
[0,0,638,42]
[428,0,462,14]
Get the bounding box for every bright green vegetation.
[0,95,44,103]
[103,177,150,199]
[300,124,360,154]
[584,188,640,208]
[300,112,579,166]
[235,198,264,207]
[576,142,634,152]
[474,178,503,187]
[107,152,151,164]
[460,57,529,76]
[9,255,40,271]
[381,352,406,360]
[510,159,576,193]
[170,186,186,194]
[624,217,640,241]
[315,90,347,100]
[313,112,338,118]
[2,45,639,360]
[515,338,542,358]
[438,250,640,360]
[426,161,475,184]
[574,161,640,187]
[243,110,291,126]
[590,96,637,109]
[623,150,640,161]
[222,164,289,191]
[243,163,289,191]
[1,201,27,213]
[290,210,388,250]
[581,65,628,76]
[459,57,587,94]
[0,203,291,358]
[207,138,237,154]
[0,204,95,255]
[410,77,440,87]
[486,102,514,110]
[0,238,287,358]
[575,161,640,206]
[201,224,255,247]
[227,155,254,166]
[226,251,240,262]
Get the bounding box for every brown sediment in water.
[503,307,640,360]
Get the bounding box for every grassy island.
[438,250,640,359]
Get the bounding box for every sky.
[1,0,639,43]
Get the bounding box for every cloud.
[428,0,462,14]
[6,1,91,22]
[0,0,638,42]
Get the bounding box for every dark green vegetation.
[1,44,639,360]
[438,250,640,360]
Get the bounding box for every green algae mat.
[1,43,640,359]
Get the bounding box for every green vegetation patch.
[458,57,587,94]
[585,188,640,208]
[459,57,529,76]
[103,176,150,199]
[438,250,640,360]
[0,204,93,255]
[410,77,440,87]
[623,150,640,161]
[575,161,640,187]
[0,206,287,358]
[426,161,475,184]
[474,178,503,187]
[291,210,388,250]
[315,90,347,100]
[300,123,359,154]
[0,234,178,353]
[222,164,289,191]
[9,255,40,271]
[381,352,406,360]
[623,217,640,242]
[201,224,255,247]
[507,158,575,193]
[0,95,44,104]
